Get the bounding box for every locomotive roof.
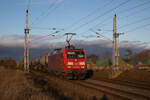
[64,49,84,51]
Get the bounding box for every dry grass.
[0,67,54,100]
[91,68,150,85]
[0,66,107,100]
[30,71,110,100]
[91,69,110,79]
[117,69,150,84]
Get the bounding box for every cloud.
[81,34,97,38]
[0,34,24,47]
[0,34,64,48]
[1,35,149,61]
[0,34,149,50]
[119,40,150,49]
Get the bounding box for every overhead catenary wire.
[70,0,131,32]
[83,0,149,34]
[31,0,58,26]
[65,0,114,31]
[82,2,150,45]
[31,0,65,27]
[30,27,64,31]
[125,23,150,33]
[96,33,112,41]
[121,6,150,19]
[30,30,62,43]
[30,27,53,30]
[89,29,112,41]
[117,0,150,15]
[118,16,150,29]
[43,0,65,19]
[29,0,65,43]
[31,0,129,43]
[90,0,150,31]
[27,0,149,47]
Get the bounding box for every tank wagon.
[48,48,87,79]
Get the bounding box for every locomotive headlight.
[81,66,85,69]
[67,62,73,65]
[67,66,72,68]
[79,62,85,65]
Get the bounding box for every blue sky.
[0,0,150,48]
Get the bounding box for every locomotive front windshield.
[67,51,85,59]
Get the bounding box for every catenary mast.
[24,10,30,72]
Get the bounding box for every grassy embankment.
[0,66,56,100]
[91,68,150,85]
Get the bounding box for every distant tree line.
[0,58,17,68]
[87,49,150,67]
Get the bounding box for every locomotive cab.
[48,47,87,79]
[64,49,87,79]
[65,50,86,69]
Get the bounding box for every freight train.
[31,46,87,79]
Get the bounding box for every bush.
[96,58,112,67]
[130,58,150,65]
[96,58,125,67]
[0,58,17,69]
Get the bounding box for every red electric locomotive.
[48,47,87,79]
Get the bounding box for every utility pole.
[113,14,117,66]
[24,10,30,72]
[113,14,124,67]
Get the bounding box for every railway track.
[30,70,150,100]
[74,80,150,100]
[93,78,150,90]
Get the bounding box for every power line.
[83,6,150,45]
[30,29,64,43]
[30,27,53,30]
[31,32,58,43]
[89,29,112,41]
[44,0,65,18]
[32,0,65,27]
[117,0,150,14]
[125,23,150,33]
[91,0,150,30]
[70,0,131,40]
[70,0,131,32]
[65,0,114,31]
[30,27,64,31]
[118,16,150,29]
[31,0,58,26]
[121,6,150,19]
